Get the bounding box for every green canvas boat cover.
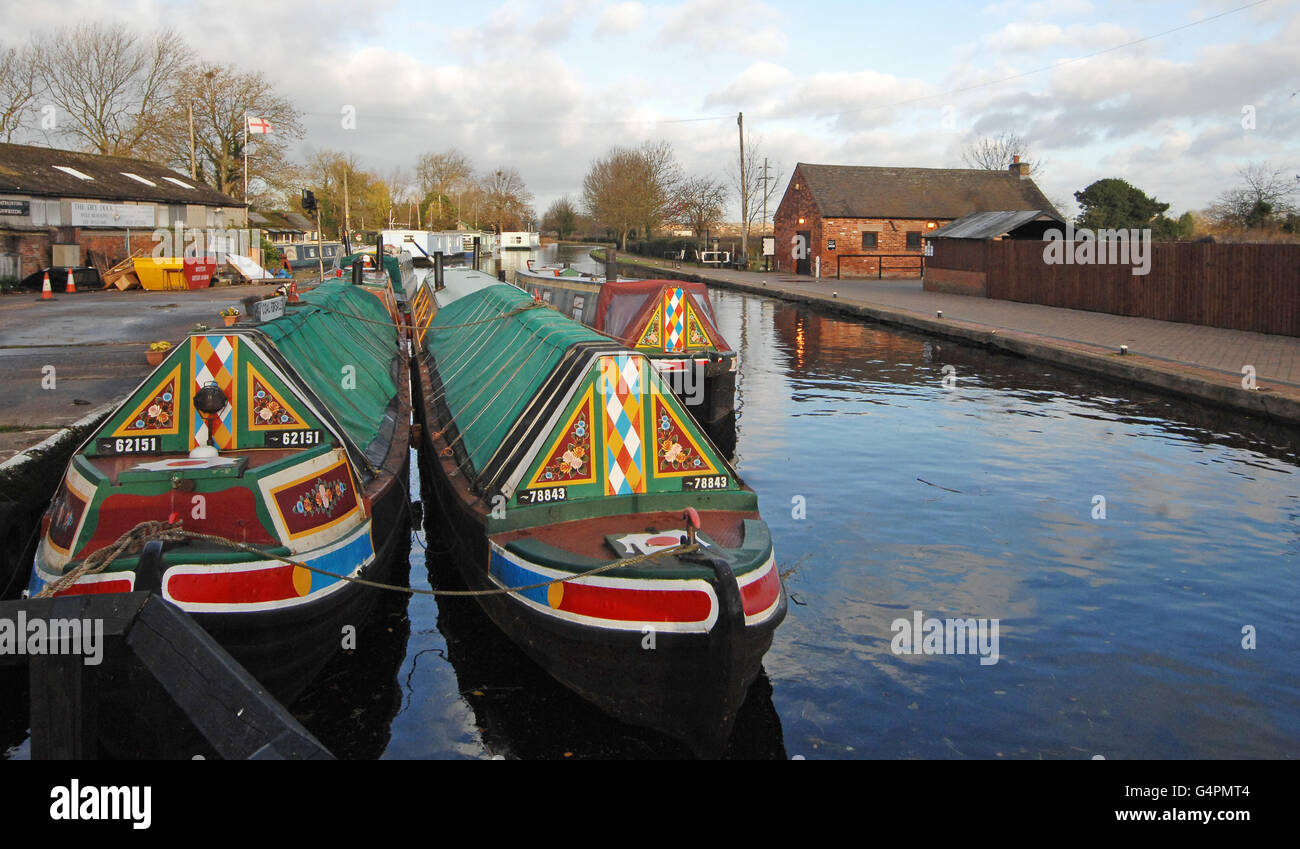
[429,281,609,475]
[256,279,398,449]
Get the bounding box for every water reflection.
[719,289,1300,759]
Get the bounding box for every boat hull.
[416,409,783,757]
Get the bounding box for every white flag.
[247,116,273,135]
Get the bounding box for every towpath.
[603,252,1300,426]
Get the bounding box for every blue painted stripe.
[488,548,552,606]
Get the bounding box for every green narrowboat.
[411,266,785,757]
[27,275,412,706]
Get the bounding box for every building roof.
[250,210,313,231]
[928,209,1063,240]
[0,142,240,207]
[794,163,1059,220]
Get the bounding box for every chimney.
[1010,154,1030,178]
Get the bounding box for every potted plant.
[220,307,240,326]
[146,340,172,367]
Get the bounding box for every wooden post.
[608,247,617,281]
[434,251,444,289]
[472,236,481,271]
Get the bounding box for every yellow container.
[132,258,189,291]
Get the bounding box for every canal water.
[4,244,1297,759]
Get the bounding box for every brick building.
[0,143,246,282]
[773,159,1057,278]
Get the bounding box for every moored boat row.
[23,248,784,757]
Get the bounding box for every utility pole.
[737,112,747,270]
[188,101,196,180]
[762,157,770,272]
[343,169,351,244]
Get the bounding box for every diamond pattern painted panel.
[600,354,645,496]
[191,335,237,450]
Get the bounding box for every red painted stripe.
[54,578,133,597]
[167,564,302,604]
[741,564,781,617]
[558,582,712,623]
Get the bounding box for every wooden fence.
[929,239,1300,337]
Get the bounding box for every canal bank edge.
[594,250,1300,429]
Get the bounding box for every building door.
[796,230,811,275]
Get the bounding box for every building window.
[906,231,922,250]
[861,231,878,250]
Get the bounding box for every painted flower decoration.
[663,440,684,464]
[660,415,671,431]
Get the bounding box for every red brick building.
[0,143,246,282]
[773,160,1057,278]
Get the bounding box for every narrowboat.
[410,266,785,757]
[278,240,345,272]
[27,273,412,707]
[515,263,738,455]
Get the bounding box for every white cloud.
[598,1,644,33]
[658,0,788,56]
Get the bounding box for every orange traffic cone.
[39,271,54,300]
[65,269,77,294]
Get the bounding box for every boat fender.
[135,539,167,595]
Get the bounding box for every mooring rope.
[36,519,700,599]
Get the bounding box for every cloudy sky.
[6,0,1298,220]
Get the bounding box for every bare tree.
[0,42,40,142]
[542,195,579,240]
[34,23,192,156]
[415,149,473,229]
[583,141,680,250]
[673,175,727,246]
[1210,161,1299,228]
[143,62,303,204]
[480,167,534,233]
[639,139,681,237]
[961,131,1043,174]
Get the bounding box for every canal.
[5,244,1298,759]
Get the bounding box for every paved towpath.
[0,283,280,461]
[607,253,1300,424]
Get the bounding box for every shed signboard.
[70,202,156,228]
